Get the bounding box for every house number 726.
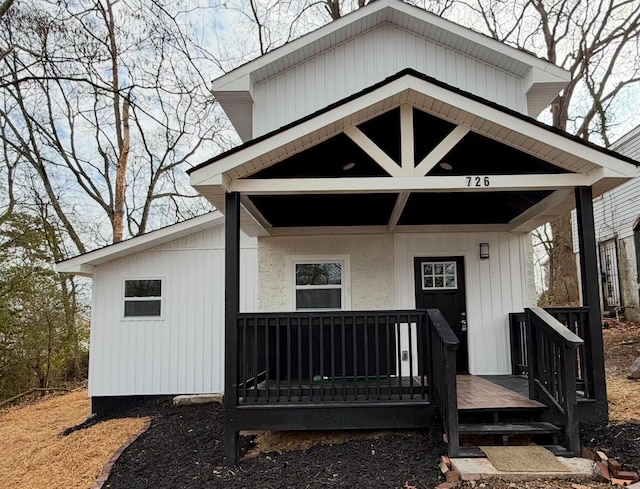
[466,176,490,187]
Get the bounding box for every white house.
[58,0,638,462]
[571,126,640,320]
[57,212,258,412]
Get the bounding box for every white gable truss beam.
[414,125,470,176]
[343,126,403,177]
[229,173,603,195]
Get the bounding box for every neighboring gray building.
[573,126,640,321]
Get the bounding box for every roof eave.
[55,211,225,276]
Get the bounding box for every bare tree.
[0,0,225,250]
[452,0,640,305]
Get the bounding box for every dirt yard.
[0,390,148,489]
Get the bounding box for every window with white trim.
[294,261,344,310]
[421,262,457,290]
[123,279,163,318]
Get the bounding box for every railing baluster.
[352,314,358,401]
[341,317,347,402]
[320,317,325,402]
[308,317,314,402]
[275,318,281,402]
[396,314,402,400]
[287,317,292,402]
[364,315,369,401]
[241,318,248,402]
[252,317,258,402]
[264,318,270,403]
[298,318,303,401]
[331,316,336,401]
[386,316,392,400]
[374,315,380,401]
[408,319,414,400]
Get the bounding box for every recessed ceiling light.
[342,162,356,171]
[439,162,453,170]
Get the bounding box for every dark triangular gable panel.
[426,131,574,176]
[413,108,458,166]
[356,108,401,167]
[248,133,389,178]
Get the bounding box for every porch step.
[459,421,561,436]
[457,445,574,458]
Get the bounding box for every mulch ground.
[103,321,640,489]
[104,403,446,489]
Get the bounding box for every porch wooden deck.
[457,375,545,411]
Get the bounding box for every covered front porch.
[188,71,637,465]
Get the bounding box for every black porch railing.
[524,307,583,454]
[509,307,591,398]
[236,310,432,404]
[426,308,460,457]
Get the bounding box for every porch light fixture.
[342,162,356,171]
[479,243,490,259]
[439,162,453,170]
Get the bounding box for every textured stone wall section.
[257,234,395,311]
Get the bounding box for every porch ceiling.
[189,70,637,237]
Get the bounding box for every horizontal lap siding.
[252,24,526,136]
[572,129,640,251]
[89,227,257,397]
[394,232,531,375]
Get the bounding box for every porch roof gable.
[190,70,637,236]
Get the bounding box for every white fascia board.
[209,0,566,91]
[191,74,636,187]
[55,211,225,274]
[231,174,598,194]
[56,263,95,277]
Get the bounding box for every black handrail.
[426,308,459,457]
[509,307,591,397]
[525,307,583,454]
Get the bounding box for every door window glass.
[421,261,457,290]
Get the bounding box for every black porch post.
[574,186,608,420]
[223,191,241,465]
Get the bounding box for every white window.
[421,262,457,290]
[123,278,163,318]
[294,261,344,310]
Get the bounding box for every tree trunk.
[540,213,580,306]
[113,98,130,243]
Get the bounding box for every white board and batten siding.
[572,126,640,250]
[89,226,257,397]
[394,232,533,375]
[252,24,527,137]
